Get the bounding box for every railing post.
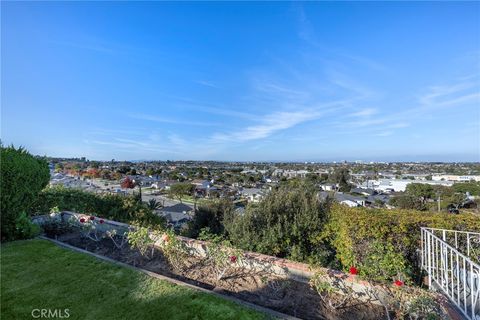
[421,229,424,269]
[467,233,471,257]
[428,230,432,287]
[471,262,474,320]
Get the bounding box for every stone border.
[39,236,298,320]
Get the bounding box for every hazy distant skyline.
[2,2,479,161]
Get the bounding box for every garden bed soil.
[53,231,386,320]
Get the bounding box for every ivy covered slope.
[0,240,267,320]
[324,204,480,282]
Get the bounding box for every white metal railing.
[421,227,480,320]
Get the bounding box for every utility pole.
[437,193,441,212]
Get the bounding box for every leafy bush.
[183,199,234,238]
[1,145,50,241]
[223,182,335,266]
[452,181,480,196]
[168,183,194,202]
[389,194,427,211]
[42,218,74,238]
[30,186,165,229]
[357,240,408,282]
[128,227,156,258]
[14,212,41,240]
[323,204,480,283]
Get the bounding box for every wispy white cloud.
[195,80,219,88]
[349,108,378,118]
[211,110,323,142]
[52,40,115,54]
[374,131,393,137]
[129,113,220,127]
[253,80,308,99]
[182,103,255,120]
[83,139,178,154]
[168,133,188,149]
[418,79,480,110]
[388,122,410,129]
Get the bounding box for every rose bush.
[198,227,244,281]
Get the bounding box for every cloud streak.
[129,113,220,127]
[211,110,323,142]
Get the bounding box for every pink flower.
[99,219,104,224]
[79,218,85,223]
[230,256,237,263]
[394,280,404,287]
[162,234,170,243]
[89,216,95,221]
[349,266,358,275]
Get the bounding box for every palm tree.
[147,199,163,210]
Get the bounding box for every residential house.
[350,187,376,196]
[240,188,265,203]
[159,203,194,229]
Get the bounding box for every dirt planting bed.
[52,231,385,320]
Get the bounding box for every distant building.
[364,179,454,192]
[350,187,376,196]
[432,175,480,182]
[240,188,265,203]
[320,183,336,191]
[272,169,309,178]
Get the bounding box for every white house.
[240,188,265,203]
[366,179,454,192]
[340,200,360,207]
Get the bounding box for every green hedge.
[30,186,165,228]
[1,145,50,241]
[323,204,480,283]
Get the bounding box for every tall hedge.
[1,145,50,241]
[323,204,480,283]
[30,186,166,228]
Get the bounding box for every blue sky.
[2,2,479,162]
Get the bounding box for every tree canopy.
[168,183,195,202]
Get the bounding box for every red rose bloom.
[394,280,404,287]
[99,219,104,224]
[79,218,85,223]
[89,216,95,220]
[349,266,358,275]
[230,256,237,263]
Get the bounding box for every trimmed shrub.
[1,145,50,241]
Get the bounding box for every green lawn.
[1,240,267,320]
